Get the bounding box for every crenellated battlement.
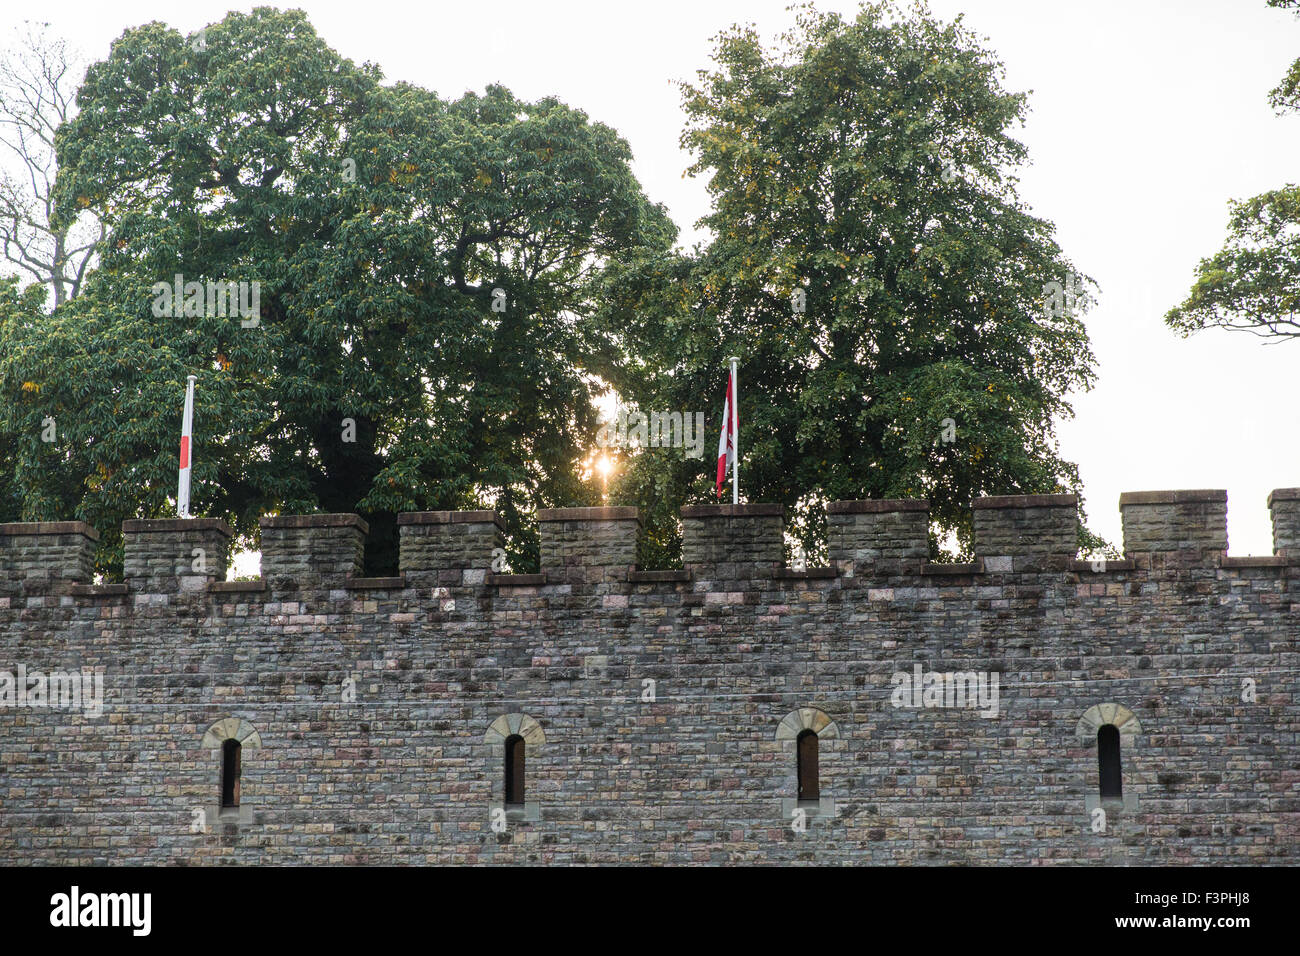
[4,488,1297,596]
[1267,488,1300,556]
[827,498,930,569]
[681,503,785,580]
[538,507,640,584]
[0,521,99,597]
[123,518,232,593]
[1,486,1296,866]
[1119,489,1228,568]
[973,494,1078,571]
[259,513,368,589]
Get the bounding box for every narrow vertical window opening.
[221,738,241,808]
[1098,723,1122,799]
[505,734,525,808]
[796,729,819,803]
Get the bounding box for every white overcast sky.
[7,0,1300,556]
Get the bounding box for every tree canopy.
[2,7,674,574]
[2,2,1107,573]
[597,2,1100,561]
[1166,0,1300,340]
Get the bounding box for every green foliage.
[4,7,673,574]
[1167,0,1300,340]
[1167,187,1300,339]
[0,276,53,523]
[598,1,1102,561]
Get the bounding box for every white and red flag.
[715,358,739,502]
[177,374,196,518]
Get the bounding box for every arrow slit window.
[797,729,819,803]
[1098,723,1122,799]
[505,734,525,808]
[220,738,241,808]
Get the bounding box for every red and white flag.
[715,361,738,501]
[177,375,196,518]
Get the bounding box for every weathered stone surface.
[260,513,366,589]
[0,491,1295,865]
[398,510,503,585]
[1120,489,1228,557]
[828,499,930,567]
[974,494,1077,569]
[0,522,98,597]
[682,504,784,581]
[539,507,638,584]
[124,518,233,593]
[1268,488,1300,556]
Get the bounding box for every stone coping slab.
[680,504,785,518]
[122,518,233,535]
[536,506,639,522]
[974,494,1077,509]
[260,513,370,532]
[397,510,504,529]
[0,521,99,540]
[827,499,929,514]
[1118,490,1226,506]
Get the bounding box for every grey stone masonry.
[398,510,503,585]
[1267,488,1300,557]
[259,513,367,589]
[538,507,639,584]
[0,521,98,597]
[1119,490,1228,565]
[0,488,1297,865]
[123,518,232,593]
[827,499,929,571]
[681,503,784,580]
[974,494,1078,571]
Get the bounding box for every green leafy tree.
[0,23,102,524]
[1,7,673,574]
[598,1,1103,561]
[0,275,52,522]
[1167,0,1300,339]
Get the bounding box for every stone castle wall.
[0,490,1296,864]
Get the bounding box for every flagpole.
[177,375,195,519]
[728,356,739,505]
